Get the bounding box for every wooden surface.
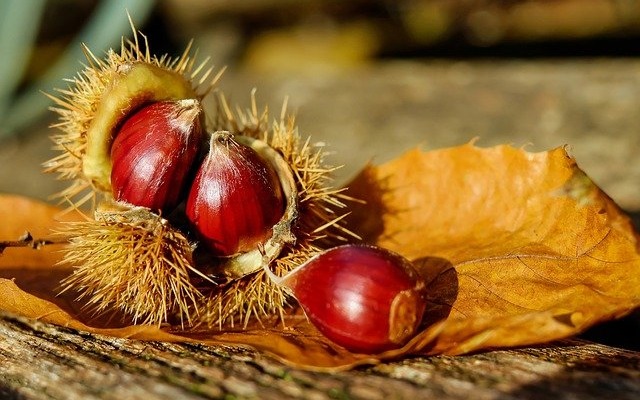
[0,310,638,400]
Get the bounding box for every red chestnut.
[110,99,204,212]
[264,244,427,354]
[186,132,285,257]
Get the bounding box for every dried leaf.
[1,143,639,371]
[346,143,640,355]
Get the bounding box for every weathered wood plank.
[0,311,638,400]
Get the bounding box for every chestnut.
[186,132,285,257]
[110,99,204,212]
[263,244,427,353]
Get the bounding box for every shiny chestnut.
[185,132,285,257]
[264,244,427,353]
[110,99,204,212]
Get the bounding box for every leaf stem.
[0,232,67,254]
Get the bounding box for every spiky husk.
[58,204,204,326]
[44,27,219,208]
[196,92,359,328]
[45,24,357,329]
[45,28,221,327]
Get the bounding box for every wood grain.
[1,311,638,400]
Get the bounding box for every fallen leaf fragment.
[0,143,639,370]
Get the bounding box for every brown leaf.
[1,143,639,371]
[346,143,640,355]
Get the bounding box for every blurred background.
[0,0,638,349]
